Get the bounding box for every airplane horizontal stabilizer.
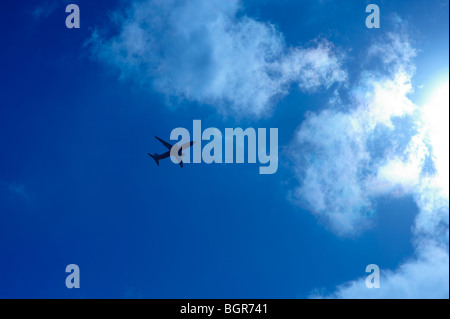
[148,153,159,166]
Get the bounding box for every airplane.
[148,136,195,168]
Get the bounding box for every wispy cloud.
[0,180,30,201]
[291,31,418,234]
[32,1,58,20]
[290,30,449,297]
[311,241,449,299]
[88,0,346,117]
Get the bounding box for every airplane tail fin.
[148,153,159,166]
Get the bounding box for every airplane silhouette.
[148,136,194,168]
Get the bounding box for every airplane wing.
[155,136,173,150]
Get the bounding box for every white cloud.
[290,32,449,297]
[291,66,419,235]
[88,0,346,117]
[292,109,373,235]
[312,242,449,299]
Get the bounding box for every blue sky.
[0,0,448,298]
